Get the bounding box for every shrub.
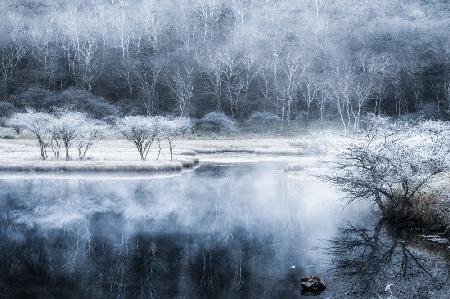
[75,120,109,160]
[245,111,281,132]
[47,88,119,119]
[8,109,54,160]
[327,115,450,216]
[0,101,15,117]
[10,86,53,111]
[50,111,88,160]
[116,116,161,161]
[8,109,107,160]
[197,112,237,134]
[159,117,192,160]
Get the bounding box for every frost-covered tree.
[75,120,109,160]
[170,67,195,117]
[116,116,160,161]
[278,53,308,124]
[50,111,87,160]
[0,0,449,123]
[8,109,106,161]
[327,116,450,217]
[300,72,320,125]
[0,42,26,96]
[8,109,53,160]
[135,60,162,116]
[328,55,390,132]
[159,117,192,160]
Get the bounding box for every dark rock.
[300,276,326,295]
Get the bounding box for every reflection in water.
[328,220,450,298]
[0,162,448,298]
[0,162,342,298]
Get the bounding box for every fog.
[0,162,349,235]
[0,0,449,126]
[1,1,449,297]
[0,161,447,298]
[0,162,362,298]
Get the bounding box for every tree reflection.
[328,220,450,298]
[0,209,304,298]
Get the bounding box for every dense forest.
[0,0,449,131]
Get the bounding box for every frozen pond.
[0,159,448,298]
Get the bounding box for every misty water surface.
[0,161,448,298]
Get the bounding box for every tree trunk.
[374,191,385,213]
[78,147,83,160]
[65,145,70,161]
[168,140,173,161]
[39,139,46,160]
[157,141,162,160]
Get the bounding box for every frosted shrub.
[328,116,450,217]
[198,112,237,134]
[116,116,161,161]
[159,117,192,160]
[8,109,108,161]
[245,112,281,132]
[75,120,109,160]
[8,109,54,160]
[50,111,87,160]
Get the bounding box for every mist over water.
[0,161,448,298]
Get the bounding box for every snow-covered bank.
[0,159,199,173]
[0,133,346,174]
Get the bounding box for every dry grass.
[384,193,450,232]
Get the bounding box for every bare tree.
[170,66,195,117]
[75,38,102,92]
[326,116,450,214]
[51,111,87,160]
[119,58,136,97]
[140,0,162,53]
[235,51,258,117]
[0,43,26,96]
[256,65,274,113]
[76,120,109,160]
[278,53,308,124]
[351,54,390,131]
[116,116,161,161]
[300,72,320,125]
[159,117,192,160]
[202,51,224,111]
[328,55,389,132]
[135,61,162,116]
[8,109,53,160]
[218,49,241,118]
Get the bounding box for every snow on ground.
[0,131,348,173]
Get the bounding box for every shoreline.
[0,136,333,174]
[0,158,199,173]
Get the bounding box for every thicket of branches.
[327,115,450,218]
[0,0,449,131]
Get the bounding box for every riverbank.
[0,133,340,173]
[0,159,199,173]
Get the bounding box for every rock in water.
[300,276,326,295]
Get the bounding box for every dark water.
[0,162,448,299]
